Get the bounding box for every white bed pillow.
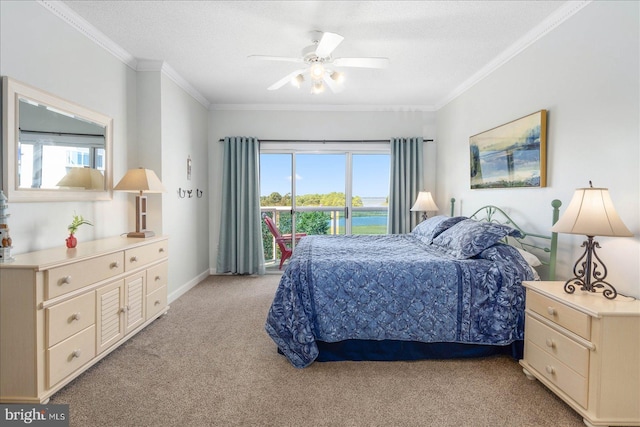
[515,247,542,267]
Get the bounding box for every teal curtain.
[216,137,265,275]
[388,137,424,234]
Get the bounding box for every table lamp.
[551,182,632,299]
[410,191,439,221]
[56,167,105,190]
[114,167,165,238]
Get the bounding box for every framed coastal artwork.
[469,110,547,189]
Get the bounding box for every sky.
[260,153,390,198]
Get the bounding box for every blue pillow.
[412,215,467,244]
[431,219,523,259]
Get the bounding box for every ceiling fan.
[248,31,389,94]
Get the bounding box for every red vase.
[66,234,77,249]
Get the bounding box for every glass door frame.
[260,141,390,249]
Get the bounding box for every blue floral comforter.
[265,234,533,368]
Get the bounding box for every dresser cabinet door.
[124,272,146,334]
[96,280,125,354]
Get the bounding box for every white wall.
[436,1,639,298]
[160,74,210,298]
[208,109,437,269]
[1,2,210,299]
[0,1,133,252]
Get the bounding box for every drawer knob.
[60,276,72,285]
[546,307,557,316]
[159,248,165,253]
[545,338,555,348]
[545,365,555,375]
[130,256,138,263]
[71,312,81,321]
[71,350,81,359]
[155,276,161,281]
[110,261,120,269]
[154,300,161,306]
[119,307,126,314]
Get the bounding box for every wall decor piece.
[470,110,547,189]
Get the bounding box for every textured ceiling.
[61,0,578,109]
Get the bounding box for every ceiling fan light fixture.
[310,62,325,81]
[311,81,325,94]
[330,71,345,84]
[291,73,304,88]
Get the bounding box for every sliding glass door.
[260,148,389,268]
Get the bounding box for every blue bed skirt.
[308,340,524,362]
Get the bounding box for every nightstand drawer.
[46,252,124,299]
[527,290,591,340]
[47,325,96,387]
[525,314,589,377]
[46,292,96,347]
[527,342,588,409]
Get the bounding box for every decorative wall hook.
[197,189,204,198]
[178,188,186,198]
[187,190,193,198]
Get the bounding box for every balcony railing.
[260,206,388,268]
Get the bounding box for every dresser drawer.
[526,342,588,408]
[125,240,168,271]
[47,325,96,387]
[147,262,168,294]
[46,292,96,347]
[46,253,124,299]
[527,290,591,340]
[525,314,589,377]
[146,286,167,320]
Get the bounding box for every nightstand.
[520,281,640,427]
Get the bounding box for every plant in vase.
[66,213,93,248]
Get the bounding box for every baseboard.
[169,269,210,304]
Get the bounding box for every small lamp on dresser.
[114,167,166,238]
[551,182,633,299]
[410,191,439,221]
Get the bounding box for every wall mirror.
[1,76,113,202]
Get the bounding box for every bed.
[265,200,561,368]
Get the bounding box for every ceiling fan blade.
[332,57,389,69]
[322,73,344,94]
[267,69,307,91]
[248,55,303,64]
[315,32,344,58]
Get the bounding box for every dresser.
[520,281,640,427]
[0,236,169,403]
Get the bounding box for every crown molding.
[38,0,138,69]
[435,0,592,110]
[38,0,211,109]
[137,61,211,109]
[210,103,436,112]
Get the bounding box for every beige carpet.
[50,274,584,427]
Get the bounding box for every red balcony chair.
[262,213,307,269]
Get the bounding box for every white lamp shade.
[410,191,439,212]
[56,167,104,190]
[551,187,632,237]
[114,168,165,193]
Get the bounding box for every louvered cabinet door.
[124,272,146,335]
[96,280,125,354]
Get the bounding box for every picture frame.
[469,110,547,189]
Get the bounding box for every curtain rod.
[20,128,105,138]
[218,138,434,143]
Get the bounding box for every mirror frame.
[1,76,113,202]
